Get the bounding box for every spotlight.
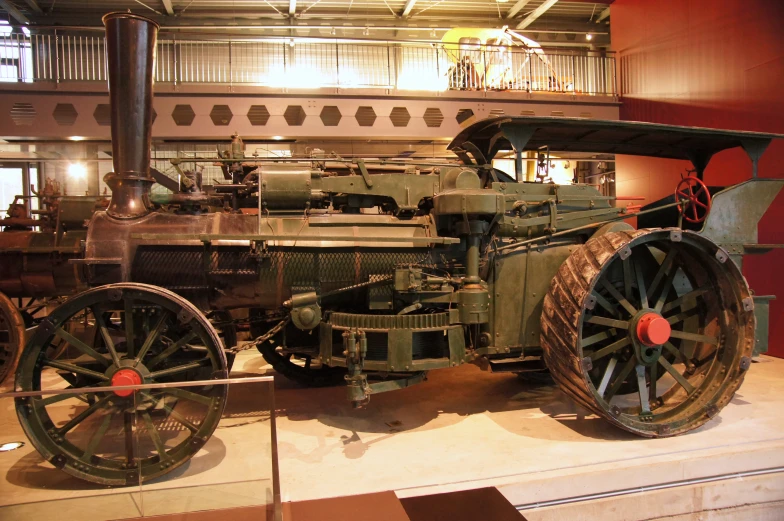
[0,441,25,452]
[272,136,283,141]
[68,163,87,179]
[289,38,295,47]
[586,33,593,41]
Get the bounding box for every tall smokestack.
[102,12,159,219]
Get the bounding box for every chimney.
[102,12,159,219]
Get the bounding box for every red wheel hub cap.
[111,368,142,397]
[636,313,671,346]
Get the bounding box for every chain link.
[226,316,290,355]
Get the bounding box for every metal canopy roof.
[448,116,781,175]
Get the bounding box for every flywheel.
[541,228,754,437]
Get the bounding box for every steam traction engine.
[1,13,782,486]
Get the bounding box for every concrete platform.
[1,352,784,520]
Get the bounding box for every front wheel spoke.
[43,359,110,381]
[53,327,110,366]
[589,337,631,361]
[92,309,121,366]
[585,316,630,329]
[163,387,214,407]
[599,279,638,316]
[141,411,171,462]
[35,391,83,407]
[134,312,170,366]
[80,411,113,462]
[124,298,136,358]
[56,394,114,435]
[661,287,709,315]
[146,331,198,370]
[149,358,209,379]
[605,357,636,401]
[658,357,695,394]
[636,365,651,414]
[669,329,718,345]
[141,392,200,432]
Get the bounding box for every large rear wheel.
[0,291,25,384]
[541,229,754,437]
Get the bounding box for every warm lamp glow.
[68,163,87,180]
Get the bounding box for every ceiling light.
[22,27,30,37]
[68,163,87,179]
[289,38,295,47]
[586,33,593,41]
[272,136,283,141]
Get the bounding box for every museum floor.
[2,353,784,520]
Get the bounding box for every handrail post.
[571,54,576,95]
[482,45,487,91]
[54,30,59,84]
[228,40,233,89]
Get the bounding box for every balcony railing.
[0,30,617,96]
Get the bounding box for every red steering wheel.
[675,176,712,224]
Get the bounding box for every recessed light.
[0,441,25,452]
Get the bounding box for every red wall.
[612,0,784,356]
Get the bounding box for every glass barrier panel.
[0,376,277,520]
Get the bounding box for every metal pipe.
[102,12,159,219]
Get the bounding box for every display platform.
[2,353,783,520]
[232,352,784,519]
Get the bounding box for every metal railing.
[1,30,617,96]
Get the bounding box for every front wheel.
[541,229,754,437]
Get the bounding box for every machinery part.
[328,311,451,330]
[14,283,228,485]
[250,309,346,387]
[206,310,237,371]
[541,229,754,437]
[675,176,712,224]
[0,292,25,384]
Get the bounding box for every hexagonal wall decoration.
[423,108,443,128]
[10,102,35,126]
[93,104,111,126]
[210,105,233,126]
[389,107,410,127]
[455,108,474,125]
[172,105,196,126]
[320,106,342,126]
[355,106,376,127]
[247,105,270,126]
[284,105,306,126]
[53,103,78,126]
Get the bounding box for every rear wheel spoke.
[163,387,213,407]
[146,331,198,369]
[661,287,709,315]
[585,316,629,329]
[56,394,114,435]
[648,248,678,300]
[589,337,631,361]
[634,261,649,309]
[42,359,109,381]
[134,311,170,366]
[649,362,658,402]
[141,411,171,462]
[636,365,651,414]
[669,330,718,345]
[658,357,695,394]
[149,358,209,379]
[599,279,638,316]
[596,357,618,397]
[80,411,113,462]
[605,357,636,401]
[53,326,110,366]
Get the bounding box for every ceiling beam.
[0,0,30,24]
[161,0,174,16]
[595,7,610,23]
[401,0,417,17]
[289,0,296,16]
[23,0,42,15]
[505,0,531,19]
[515,0,559,29]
